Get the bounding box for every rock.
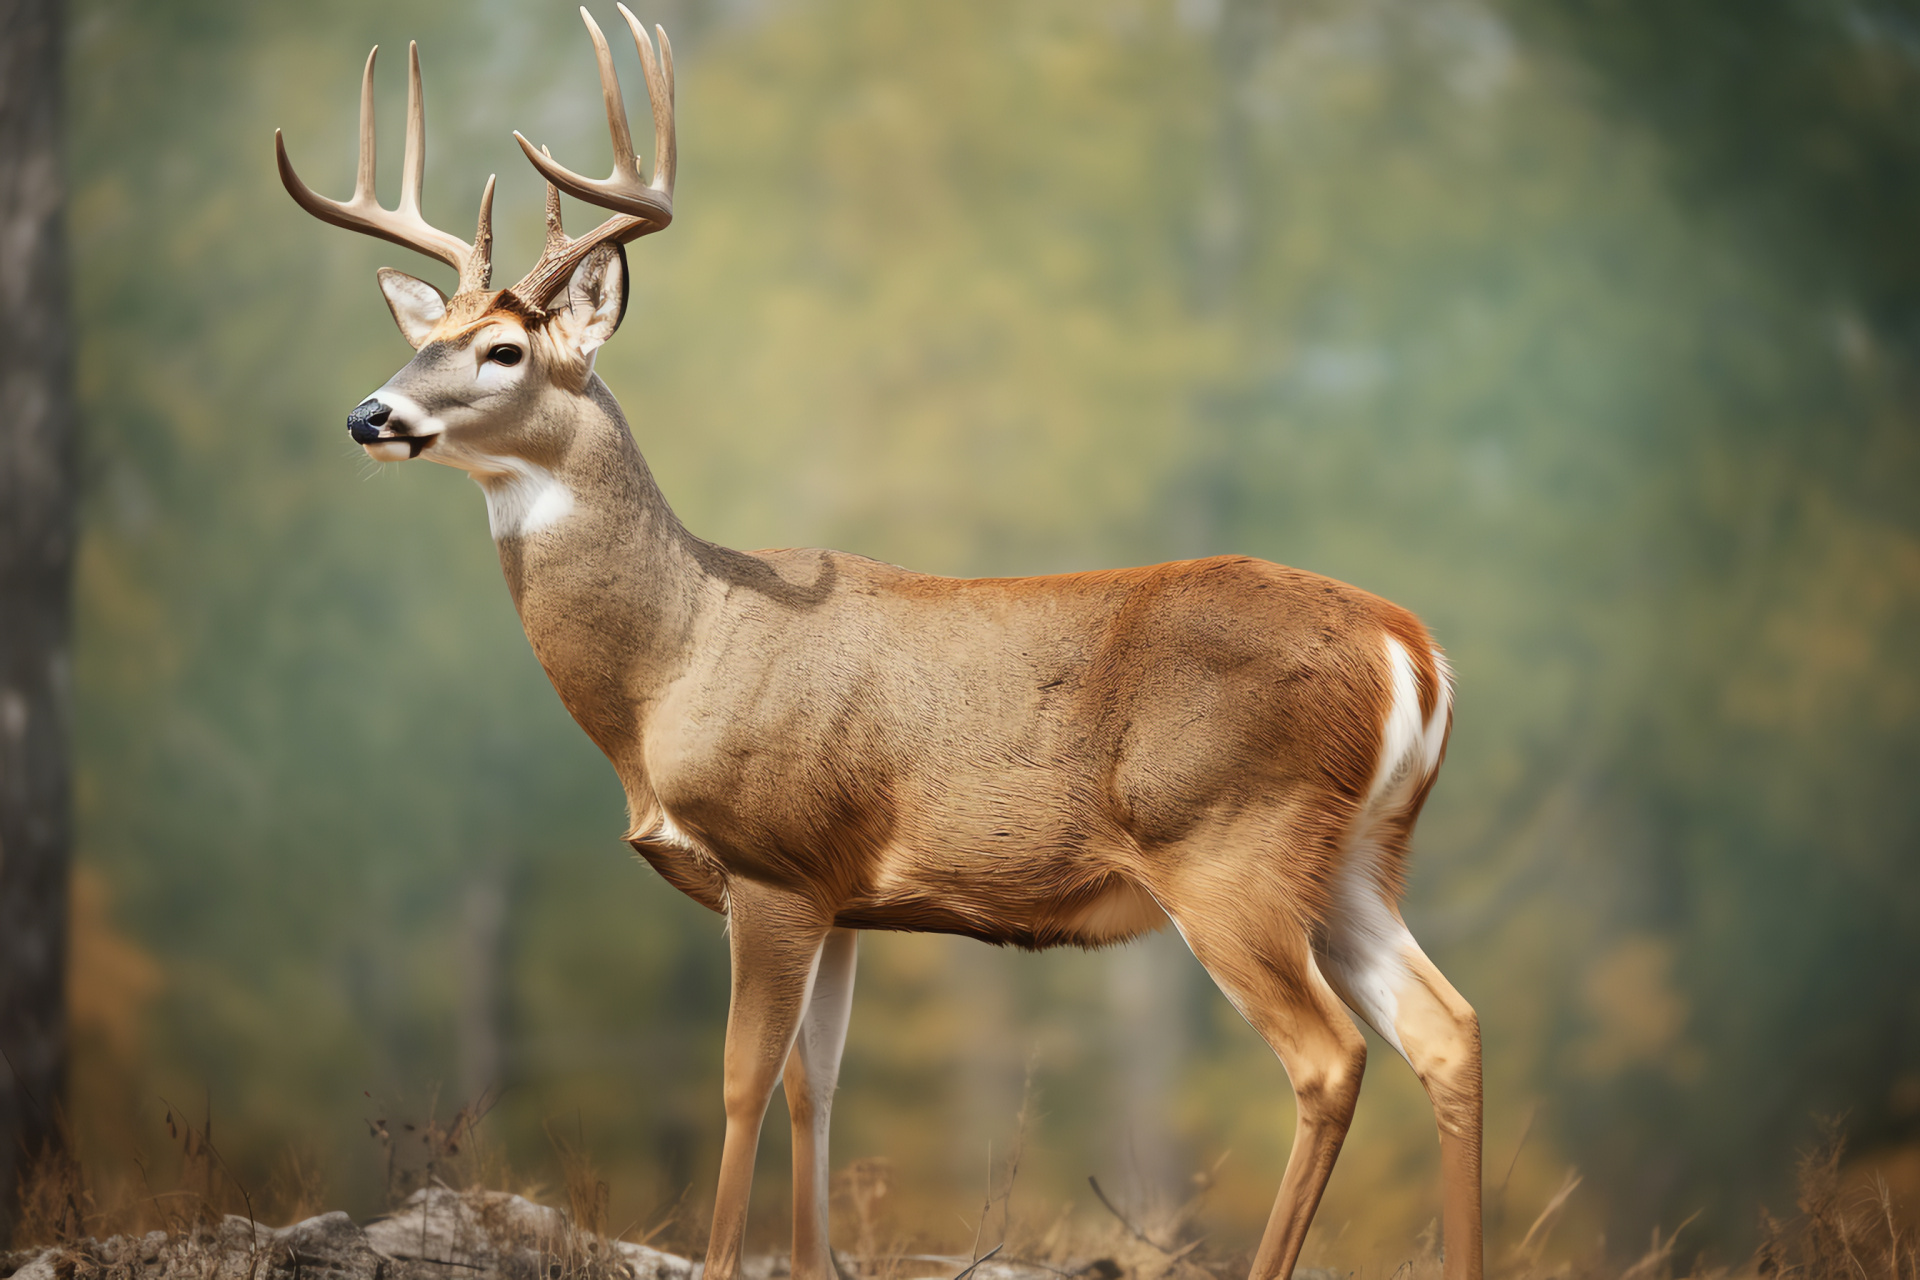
[3,1254,56,1280]
[0,1187,707,1280]
[273,1210,391,1277]
[0,1193,1092,1280]
[364,1185,700,1280]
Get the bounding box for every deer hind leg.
[705,881,835,1280]
[1315,858,1482,1280]
[783,927,858,1280]
[1153,870,1369,1280]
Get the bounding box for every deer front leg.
[705,881,835,1280]
[784,928,858,1280]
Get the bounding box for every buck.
[276,10,1482,1280]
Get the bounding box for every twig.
[953,1242,1004,1280]
[970,1141,991,1267]
[1498,1103,1537,1200]
[383,1253,486,1270]
[1001,1059,1036,1245]
[1087,1176,1173,1254]
[1163,1239,1206,1264]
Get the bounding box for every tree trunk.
[0,0,76,1238]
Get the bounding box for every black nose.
[347,400,392,444]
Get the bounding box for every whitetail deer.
[276,10,1482,1280]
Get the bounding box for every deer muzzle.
[346,399,390,444]
[348,392,440,460]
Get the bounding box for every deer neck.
[480,377,705,795]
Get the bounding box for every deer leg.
[1156,881,1368,1280]
[784,927,858,1280]
[705,882,834,1280]
[1395,947,1482,1280]
[1315,891,1482,1280]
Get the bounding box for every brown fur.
[508,401,1420,952]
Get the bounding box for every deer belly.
[1055,875,1171,945]
[834,843,1169,950]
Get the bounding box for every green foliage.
[64,0,1920,1261]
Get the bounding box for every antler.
[507,5,675,308]
[276,42,496,295]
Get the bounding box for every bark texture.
[0,0,76,1238]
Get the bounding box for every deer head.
[275,6,675,475]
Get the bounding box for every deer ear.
[377,268,449,350]
[559,244,628,356]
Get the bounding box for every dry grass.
[1754,1127,1919,1280]
[1,1093,493,1256]
[807,1126,1917,1280]
[5,1113,1915,1280]
[9,1101,263,1249]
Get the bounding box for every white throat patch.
[476,458,576,541]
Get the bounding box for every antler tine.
[276,43,490,289]
[468,174,497,293]
[658,22,674,103]
[356,47,379,203]
[622,8,675,203]
[511,6,673,225]
[592,9,643,186]
[398,43,426,218]
[542,150,570,253]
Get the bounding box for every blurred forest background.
[47,0,1920,1268]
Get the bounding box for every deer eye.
[487,344,523,367]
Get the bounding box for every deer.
[274,10,1482,1280]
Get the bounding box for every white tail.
[276,13,1483,1280]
